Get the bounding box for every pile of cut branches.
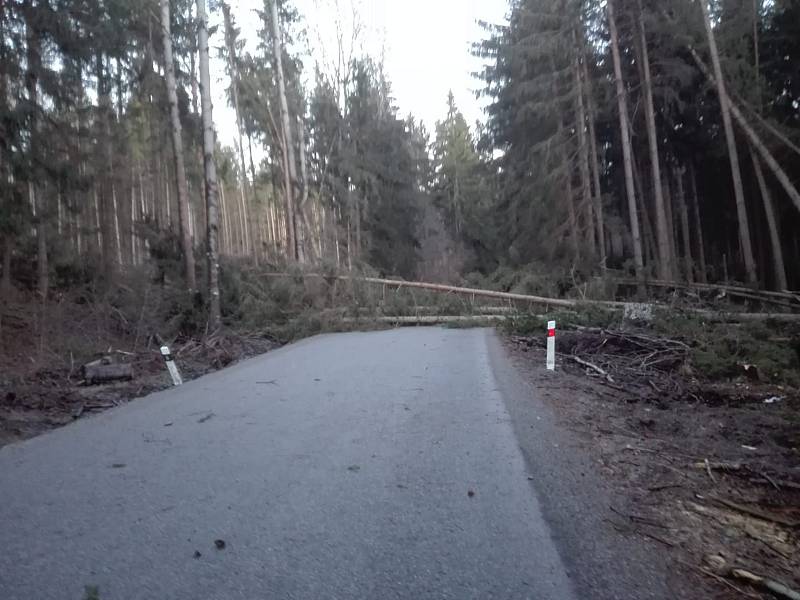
[512,327,694,400]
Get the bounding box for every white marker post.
[546,320,556,371]
[160,345,183,386]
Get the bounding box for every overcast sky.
[209,0,509,148]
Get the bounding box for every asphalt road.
[0,328,672,599]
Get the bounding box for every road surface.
[0,328,674,599]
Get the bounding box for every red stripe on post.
[548,328,555,337]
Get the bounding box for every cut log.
[729,569,800,600]
[342,315,509,325]
[264,273,800,322]
[82,363,134,384]
[609,277,800,304]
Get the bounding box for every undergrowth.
[504,303,800,388]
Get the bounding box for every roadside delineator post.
[546,320,556,371]
[160,345,184,386]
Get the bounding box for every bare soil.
[0,331,277,449]
[506,331,800,599]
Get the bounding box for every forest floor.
[0,334,278,448]
[0,294,278,448]
[506,330,800,600]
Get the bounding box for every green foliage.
[308,58,428,278]
[651,311,800,386]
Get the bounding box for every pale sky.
[209,0,509,149]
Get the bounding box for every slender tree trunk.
[572,46,595,259]
[270,0,300,261]
[219,183,231,254]
[636,0,672,280]
[198,0,221,329]
[699,0,757,285]
[297,117,317,262]
[111,176,123,266]
[753,0,761,111]
[674,167,694,283]
[633,158,657,264]
[688,164,708,283]
[160,0,197,291]
[26,16,47,301]
[130,164,137,264]
[93,186,102,254]
[235,140,251,255]
[581,56,606,267]
[2,235,12,298]
[608,0,644,281]
[750,148,788,291]
[222,2,254,261]
[189,2,198,116]
[95,50,119,272]
[662,173,678,272]
[57,188,63,236]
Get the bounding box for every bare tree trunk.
[608,0,644,281]
[699,0,757,285]
[270,0,300,262]
[573,45,595,259]
[160,0,197,291]
[93,186,102,254]
[662,173,678,272]
[750,148,788,291]
[197,0,221,329]
[112,177,122,266]
[279,134,296,259]
[688,164,708,283]
[26,15,47,301]
[189,1,198,116]
[222,2,254,262]
[57,187,63,236]
[235,141,251,255]
[636,0,672,280]
[581,56,606,267]
[297,117,317,262]
[674,167,694,283]
[219,183,231,255]
[130,163,137,265]
[753,0,761,111]
[633,158,657,264]
[1,236,11,298]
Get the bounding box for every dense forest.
[0,0,799,333]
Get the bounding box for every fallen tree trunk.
[689,47,800,215]
[82,362,134,384]
[343,315,509,325]
[729,569,800,600]
[264,273,800,322]
[610,277,800,307]
[351,276,626,309]
[264,273,626,309]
